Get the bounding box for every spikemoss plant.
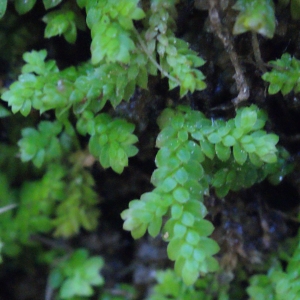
[0,0,297,299]
[121,104,287,285]
[233,0,276,38]
[247,231,300,300]
[262,53,300,95]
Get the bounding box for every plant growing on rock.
[0,0,298,299]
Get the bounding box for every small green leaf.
[176,147,191,163]
[208,132,221,144]
[215,142,231,161]
[193,219,215,237]
[148,216,162,237]
[212,169,228,188]
[185,230,200,246]
[200,140,215,160]
[131,7,145,20]
[161,177,177,193]
[60,277,91,298]
[268,83,282,94]
[249,153,263,167]
[15,0,36,14]
[174,167,189,185]
[182,259,199,285]
[233,143,247,165]
[193,249,206,263]
[0,104,11,117]
[43,0,62,9]
[180,212,195,227]
[215,185,230,198]
[167,238,182,260]
[51,249,104,298]
[179,243,194,259]
[0,0,7,19]
[199,237,220,255]
[187,141,205,162]
[173,222,187,238]
[132,223,147,239]
[177,130,188,142]
[43,10,77,44]
[233,0,275,38]
[222,135,236,147]
[20,99,31,116]
[171,204,183,219]
[261,153,277,163]
[240,108,257,130]
[231,127,244,139]
[76,0,86,8]
[173,187,190,203]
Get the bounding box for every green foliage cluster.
[231,0,300,42]
[262,54,300,95]
[49,249,104,299]
[1,0,64,16]
[2,49,76,115]
[121,104,285,285]
[18,121,63,167]
[247,232,300,300]
[147,268,230,300]
[83,0,145,64]
[148,269,213,300]
[143,0,206,96]
[0,0,298,299]
[0,161,99,259]
[43,2,86,44]
[77,112,138,174]
[233,0,276,38]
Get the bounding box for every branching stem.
[134,28,181,86]
[251,32,267,73]
[208,0,249,106]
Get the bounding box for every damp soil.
[1,1,300,299]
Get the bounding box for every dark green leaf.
[0,104,11,117]
[43,0,62,9]
[212,169,228,188]
[15,0,36,14]
[0,0,7,18]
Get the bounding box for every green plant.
[247,231,300,300]
[147,268,232,300]
[262,53,300,95]
[0,0,298,299]
[148,269,213,300]
[121,104,288,285]
[77,111,139,174]
[233,0,276,38]
[49,249,104,299]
